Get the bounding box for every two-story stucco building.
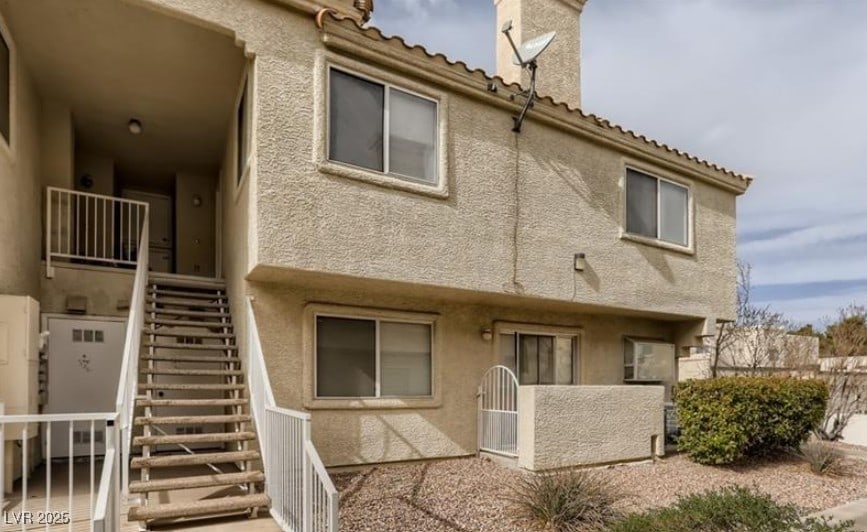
[0,0,751,527]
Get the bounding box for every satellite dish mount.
[501,21,556,133]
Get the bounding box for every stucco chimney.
[494,0,586,108]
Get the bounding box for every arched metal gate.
[477,365,519,457]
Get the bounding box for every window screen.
[380,321,431,396]
[660,181,688,246]
[389,89,437,183]
[0,31,8,144]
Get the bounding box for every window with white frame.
[316,315,432,398]
[623,339,675,382]
[328,67,438,185]
[499,332,577,385]
[625,168,689,246]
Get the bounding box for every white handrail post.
[110,418,120,532]
[302,419,312,532]
[45,189,54,278]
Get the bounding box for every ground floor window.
[315,315,432,398]
[499,331,577,385]
[623,338,675,382]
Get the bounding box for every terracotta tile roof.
[317,10,753,188]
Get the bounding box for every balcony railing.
[0,405,120,531]
[45,187,148,277]
[247,298,338,532]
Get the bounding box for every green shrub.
[675,377,827,464]
[508,470,622,531]
[798,440,849,476]
[608,486,854,532]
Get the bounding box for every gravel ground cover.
[334,451,867,532]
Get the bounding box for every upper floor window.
[0,27,10,144]
[236,76,250,185]
[328,68,438,185]
[625,169,689,247]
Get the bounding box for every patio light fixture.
[574,253,587,272]
[481,327,493,342]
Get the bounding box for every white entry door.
[45,316,126,456]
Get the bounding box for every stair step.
[146,318,233,329]
[144,342,237,351]
[140,383,245,391]
[141,368,244,377]
[137,398,248,407]
[128,471,264,493]
[133,431,255,447]
[146,297,230,309]
[148,274,226,290]
[148,288,226,300]
[135,414,251,426]
[128,493,269,521]
[141,354,239,364]
[144,329,235,339]
[149,308,229,319]
[130,450,260,469]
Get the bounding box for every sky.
[370,0,867,327]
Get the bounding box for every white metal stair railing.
[0,405,120,531]
[478,365,519,457]
[113,209,149,496]
[45,186,149,278]
[247,298,338,532]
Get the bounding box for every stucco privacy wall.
[248,278,677,466]
[0,26,41,298]
[131,0,740,323]
[518,385,664,470]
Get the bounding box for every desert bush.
[508,470,622,532]
[608,486,854,532]
[798,440,848,476]
[676,377,827,464]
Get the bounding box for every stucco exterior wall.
[133,0,741,325]
[678,353,711,381]
[0,27,42,298]
[518,385,664,470]
[39,264,134,317]
[249,276,677,466]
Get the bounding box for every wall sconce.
[574,252,587,272]
[481,327,493,342]
[192,194,202,207]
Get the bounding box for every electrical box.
[0,295,39,494]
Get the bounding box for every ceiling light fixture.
[128,118,143,135]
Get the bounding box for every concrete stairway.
[127,273,269,527]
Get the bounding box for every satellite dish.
[499,21,557,133]
[512,31,556,66]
